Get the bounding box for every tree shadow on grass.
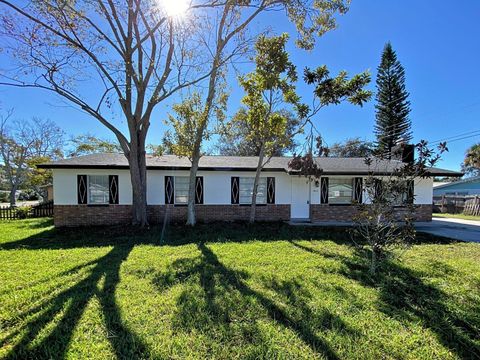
[153,242,361,359]
[2,243,148,359]
[289,242,480,359]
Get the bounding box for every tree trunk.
[9,184,17,207]
[370,245,381,275]
[370,248,377,275]
[127,140,148,227]
[187,151,200,226]
[185,51,222,226]
[249,143,265,223]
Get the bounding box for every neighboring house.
[433,176,480,196]
[38,153,462,227]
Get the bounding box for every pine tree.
[374,42,412,153]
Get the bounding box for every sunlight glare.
[160,0,188,17]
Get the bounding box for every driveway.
[416,218,480,243]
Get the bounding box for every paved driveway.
[416,218,480,243]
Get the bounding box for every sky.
[0,0,479,172]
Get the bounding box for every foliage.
[68,134,122,158]
[217,108,299,156]
[18,189,39,201]
[0,219,479,359]
[303,65,372,108]
[0,0,351,226]
[351,141,448,275]
[288,66,371,175]
[234,34,305,222]
[14,206,31,219]
[0,191,8,202]
[237,34,304,158]
[328,137,374,157]
[68,134,163,157]
[163,92,226,159]
[374,42,412,153]
[146,144,164,157]
[0,112,64,205]
[461,142,480,177]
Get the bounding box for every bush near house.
[0,219,479,359]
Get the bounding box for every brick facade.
[54,204,290,227]
[310,204,432,222]
[54,204,432,227]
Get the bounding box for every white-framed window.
[175,176,189,204]
[328,178,353,204]
[88,175,109,204]
[239,177,267,204]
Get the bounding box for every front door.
[291,177,310,219]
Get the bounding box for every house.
[38,153,462,227]
[433,176,480,196]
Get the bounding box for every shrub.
[15,207,31,219]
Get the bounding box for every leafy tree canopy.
[327,137,374,157]
[217,108,299,156]
[462,143,480,177]
[67,134,122,158]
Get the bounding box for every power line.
[430,132,480,146]
[430,129,480,144]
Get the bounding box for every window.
[175,176,189,204]
[88,175,109,204]
[379,180,414,206]
[239,177,267,204]
[328,178,353,204]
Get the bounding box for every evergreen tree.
[374,43,412,153]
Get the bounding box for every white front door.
[291,177,310,219]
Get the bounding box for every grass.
[433,213,480,221]
[0,219,479,359]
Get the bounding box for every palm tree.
[462,143,480,176]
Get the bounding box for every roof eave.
[38,164,288,172]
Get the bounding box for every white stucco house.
[38,153,462,227]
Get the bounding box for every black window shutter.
[320,177,329,204]
[165,176,174,204]
[267,177,275,204]
[77,175,87,204]
[353,177,363,204]
[231,177,239,204]
[109,175,119,204]
[195,176,204,204]
[406,180,414,204]
[374,179,383,201]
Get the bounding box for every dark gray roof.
[37,153,463,176]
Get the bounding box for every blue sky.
[1,0,479,171]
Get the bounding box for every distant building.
[433,176,480,196]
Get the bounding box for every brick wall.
[54,205,132,227]
[54,204,290,227]
[54,203,432,227]
[310,204,432,222]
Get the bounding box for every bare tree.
[0,0,350,226]
[0,111,64,206]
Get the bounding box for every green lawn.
[433,213,480,222]
[0,219,479,359]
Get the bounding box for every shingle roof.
[37,153,463,177]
